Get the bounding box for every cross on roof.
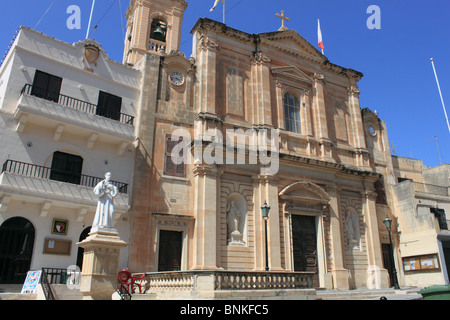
[276,10,290,31]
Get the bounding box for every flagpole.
[222,0,225,24]
[86,0,96,40]
[430,58,450,135]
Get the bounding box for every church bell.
[151,24,166,42]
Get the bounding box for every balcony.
[14,84,135,153]
[0,160,130,217]
[2,160,128,194]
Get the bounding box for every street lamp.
[261,201,270,272]
[383,216,400,289]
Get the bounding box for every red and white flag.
[318,19,325,54]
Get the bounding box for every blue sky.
[1,0,449,168]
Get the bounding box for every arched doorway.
[0,217,35,284]
[76,227,91,270]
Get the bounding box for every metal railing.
[2,159,128,194]
[20,84,134,126]
[117,279,132,300]
[40,268,81,300]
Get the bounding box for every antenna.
[426,136,443,165]
[86,0,96,40]
[430,58,450,136]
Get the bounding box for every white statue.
[92,172,118,232]
[345,210,360,249]
[227,200,244,245]
[227,200,241,235]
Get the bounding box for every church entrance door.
[292,215,319,285]
[158,230,182,272]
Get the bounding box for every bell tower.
[123,0,188,65]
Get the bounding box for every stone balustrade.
[132,270,315,295]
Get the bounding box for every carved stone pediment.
[271,66,312,85]
[259,30,325,62]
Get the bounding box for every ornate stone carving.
[347,85,360,97]
[250,52,271,65]
[198,37,220,51]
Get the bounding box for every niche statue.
[227,200,244,245]
[92,172,118,232]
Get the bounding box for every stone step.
[131,293,157,300]
[0,284,23,293]
[316,288,422,300]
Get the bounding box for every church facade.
[124,0,396,290]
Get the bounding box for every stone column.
[192,164,220,270]
[77,230,128,300]
[326,185,349,290]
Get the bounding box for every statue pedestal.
[228,231,245,246]
[77,229,128,300]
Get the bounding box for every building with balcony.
[0,27,141,284]
[391,157,450,287]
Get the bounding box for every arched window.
[284,93,301,134]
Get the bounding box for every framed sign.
[51,219,68,235]
[21,270,42,294]
[403,254,440,272]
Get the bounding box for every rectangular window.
[49,151,83,185]
[96,91,122,121]
[31,70,62,103]
[164,135,186,178]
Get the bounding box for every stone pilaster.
[326,185,349,290]
[197,36,219,115]
[192,164,220,270]
[312,73,328,140]
[250,52,272,127]
[252,175,283,271]
[362,184,390,288]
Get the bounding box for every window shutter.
[164,135,186,177]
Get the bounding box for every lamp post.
[383,216,400,289]
[261,201,270,272]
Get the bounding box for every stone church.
[124,0,395,290]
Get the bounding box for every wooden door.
[158,230,182,272]
[292,215,318,279]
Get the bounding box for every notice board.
[403,254,440,272]
[43,238,72,255]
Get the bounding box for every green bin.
[419,285,450,300]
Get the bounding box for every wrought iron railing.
[2,159,128,194]
[117,279,132,300]
[20,84,134,126]
[40,268,81,300]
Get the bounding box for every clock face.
[368,125,376,136]
[169,72,184,86]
